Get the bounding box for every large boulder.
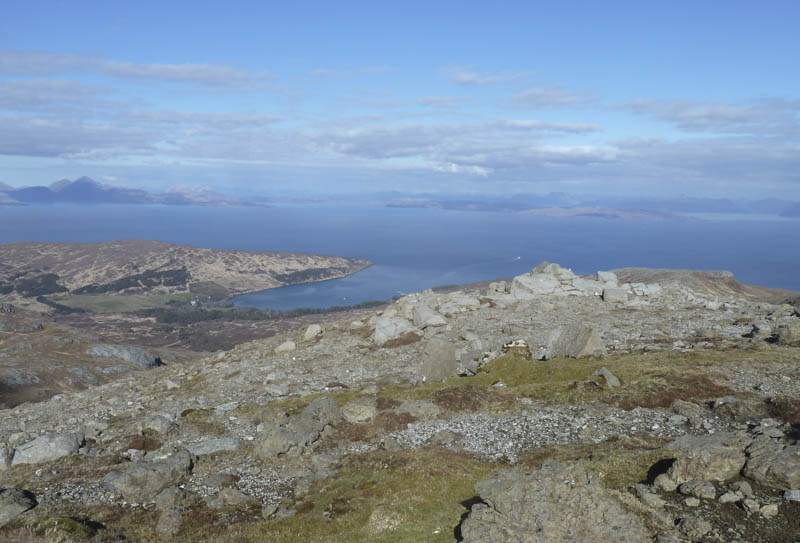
[419,339,458,382]
[0,488,37,527]
[87,344,162,369]
[776,318,800,346]
[11,431,84,465]
[412,302,447,328]
[663,432,749,486]
[255,397,342,459]
[460,461,649,543]
[374,316,417,345]
[541,325,605,360]
[743,444,800,490]
[104,448,195,502]
[510,273,563,299]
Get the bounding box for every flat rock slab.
[11,431,84,465]
[542,325,605,360]
[460,461,649,543]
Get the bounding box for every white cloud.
[447,66,521,86]
[0,50,273,86]
[513,86,592,108]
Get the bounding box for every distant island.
[0,177,261,207]
[0,239,371,314]
[516,206,697,221]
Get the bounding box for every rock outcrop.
[460,461,649,542]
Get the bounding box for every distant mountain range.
[0,177,261,207]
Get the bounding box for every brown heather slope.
[0,240,370,304]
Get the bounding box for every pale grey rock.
[374,316,416,345]
[396,400,441,418]
[570,277,604,296]
[460,461,649,543]
[412,302,447,328]
[87,344,162,369]
[140,414,176,434]
[510,273,562,299]
[11,431,84,465]
[165,378,181,390]
[596,271,618,285]
[654,473,679,492]
[602,288,629,303]
[104,448,195,502]
[665,432,748,485]
[591,367,620,388]
[0,488,37,527]
[255,397,341,459]
[274,340,296,353]
[341,397,378,423]
[349,320,364,330]
[303,324,322,341]
[542,325,605,360]
[731,480,754,498]
[684,497,700,507]
[679,517,712,539]
[186,437,240,456]
[438,292,481,315]
[265,383,289,396]
[0,447,12,470]
[718,491,742,504]
[419,338,458,382]
[636,484,666,508]
[633,283,663,297]
[776,318,800,345]
[742,498,760,513]
[743,444,800,490]
[783,489,800,501]
[678,481,716,500]
[760,503,779,517]
[206,487,257,508]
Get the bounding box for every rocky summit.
[1,262,800,542]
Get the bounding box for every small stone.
[262,503,279,519]
[274,340,296,354]
[742,498,760,513]
[760,503,779,518]
[679,517,712,539]
[679,481,716,500]
[653,473,678,492]
[784,489,800,502]
[636,484,666,508]
[165,379,181,390]
[591,367,620,388]
[683,497,700,507]
[731,480,753,498]
[719,491,742,504]
[303,324,323,341]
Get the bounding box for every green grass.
[50,293,194,313]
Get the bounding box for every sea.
[1,203,798,311]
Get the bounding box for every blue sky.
[1,1,799,198]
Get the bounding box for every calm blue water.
[1,204,798,310]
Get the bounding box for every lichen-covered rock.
[743,444,800,490]
[104,448,195,502]
[419,338,458,382]
[255,397,342,459]
[460,461,649,543]
[11,431,84,465]
[0,488,37,527]
[664,432,748,485]
[542,325,605,360]
[374,316,416,345]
